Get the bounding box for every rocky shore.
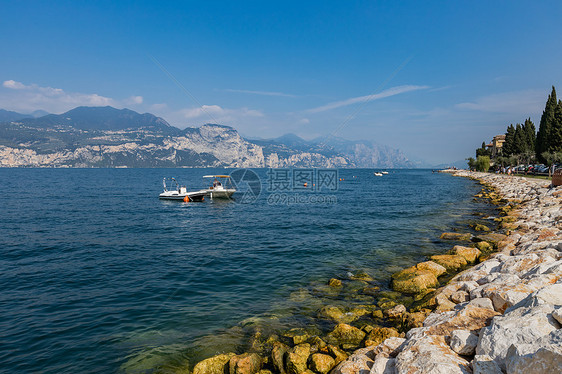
[188,171,562,374]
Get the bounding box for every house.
[486,134,506,158]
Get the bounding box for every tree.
[513,123,526,154]
[476,141,490,157]
[536,86,557,160]
[466,157,476,170]
[475,156,490,172]
[551,100,562,153]
[503,124,516,156]
[522,118,536,154]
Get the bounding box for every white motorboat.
[374,172,383,176]
[381,171,389,174]
[159,178,207,202]
[204,175,236,199]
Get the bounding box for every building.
[486,134,506,158]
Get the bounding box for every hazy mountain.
[0,106,417,168]
[0,109,32,122]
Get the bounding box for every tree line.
[468,86,562,171]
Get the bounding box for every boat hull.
[159,190,207,202]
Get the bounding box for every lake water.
[0,168,494,373]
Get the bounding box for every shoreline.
[186,171,562,374]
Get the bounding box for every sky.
[1,1,562,164]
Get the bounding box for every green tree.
[522,118,536,154]
[475,156,490,172]
[503,124,516,156]
[513,123,526,154]
[552,100,562,153]
[536,86,557,160]
[466,157,476,170]
[476,141,490,157]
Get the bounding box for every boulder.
[193,353,236,374]
[450,329,478,355]
[467,297,495,311]
[370,356,395,374]
[229,353,262,374]
[414,261,447,277]
[504,330,562,374]
[475,241,492,252]
[326,345,348,365]
[395,335,471,374]
[308,353,335,374]
[430,254,468,272]
[271,342,289,374]
[471,354,502,374]
[329,278,342,287]
[451,290,469,304]
[440,232,472,241]
[364,327,400,348]
[473,224,490,231]
[391,270,439,294]
[476,233,507,244]
[451,245,481,263]
[420,304,500,336]
[286,344,311,374]
[384,304,406,319]
[328,347,374,374]
[325,324,366,346]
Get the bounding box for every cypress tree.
[536,86,557,159]
[513,123,526,154]
[552,100,562,153]
[504,124,516,155]
[523,118,536,153]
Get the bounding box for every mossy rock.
[391,270,439,294]
[475,241,492,252]
[440,232,472,241]
[429,254,468,272]
[476,233,507,244]
[364,327,400,347]
[229,353,263,374]
[328,278,342,287]
[471,223,490,231]
[286,344,311,374]
[308,353,336,374]
[193,353,236,374]
[449,245,481,263]
[325,323,366,346]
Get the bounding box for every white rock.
[369,356,395,374]
[553,307,562,325]
[504,330,562,374]
[468,297,494,310]
[471,354,502,374]
[395,335,471,374]
[450,329,478,355]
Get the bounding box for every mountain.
[0,109,32,122]
[16,106,176,133]
[0,106,416,168]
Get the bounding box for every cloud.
[164,104,264,126]
[0,79,142,114]
[221,88,297,98]
[455,89,546,115]
[306,85,430,113]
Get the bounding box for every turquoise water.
[0,169,492,373]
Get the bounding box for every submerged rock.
[325,324,366,346]
[430,254,468,272]
[328,278,342,287]
[391,269,439,294]
[440,232,472,241]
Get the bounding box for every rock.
[325,324,366,346]
[450,329,478,355]
[430,254,468,272]
[286,344,311,374]
[329,347,374,374]
[404,312,426,329]
[440,232,472,241]
[391,270,439,294]
[318,306,346,322]
[308,353,335,374]
[476,302,559,370]
[467,297,495,311]
[451,290,469,304]
[472,354,502,374]
[362,286,380,296]
[476,233,507,244]
[326,345,348,365]
[193,353,236,374]
[329,278,342,287]
[395,335,471,374]
[229,353,262,374]
[505,331,562,374]
[370,356,395,374]
[451,245,481,263]
[372,310,384,319]
[364,327,400,348]
[384,304,406,319]
[271,342,289,374]
[475,241,492,252]
[421,304,500,336]
[414,261,448,277]
[553,307,562,324]
[370,337,406,357]
[473,224,490,231]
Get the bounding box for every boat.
[374,172,383,176]
[381,171,389,175]
[204,175,236,199]
[159,177,207,202]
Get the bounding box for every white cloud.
[455,90,546,115]
[0,79,142,114]
[221,88,297,98]
[306,85,430,113]
[298,118,310,124]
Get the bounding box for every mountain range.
[0,106,417,168]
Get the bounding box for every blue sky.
[1,1,561,164]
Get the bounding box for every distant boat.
[204,175,236,199]
[381,171,389,174]
[159,177,207,202]
[374,172,383,176]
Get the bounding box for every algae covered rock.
[229,353,262,374]
[440,232,472,241]
[384,304,406,319]
[475,241,492,252]
[430,254,468,272]
[476,233,507,244]
[325,323,366,346]
[326,345,348,365]
[364,326,400,347]
[193,353,236,374]
[328,278,342,287]
[450,245,481,263]
[391,269,439,294]
[285,344,311,374]
[308,353,335,374]
[271,342,289,374]
[472,223,490,231]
